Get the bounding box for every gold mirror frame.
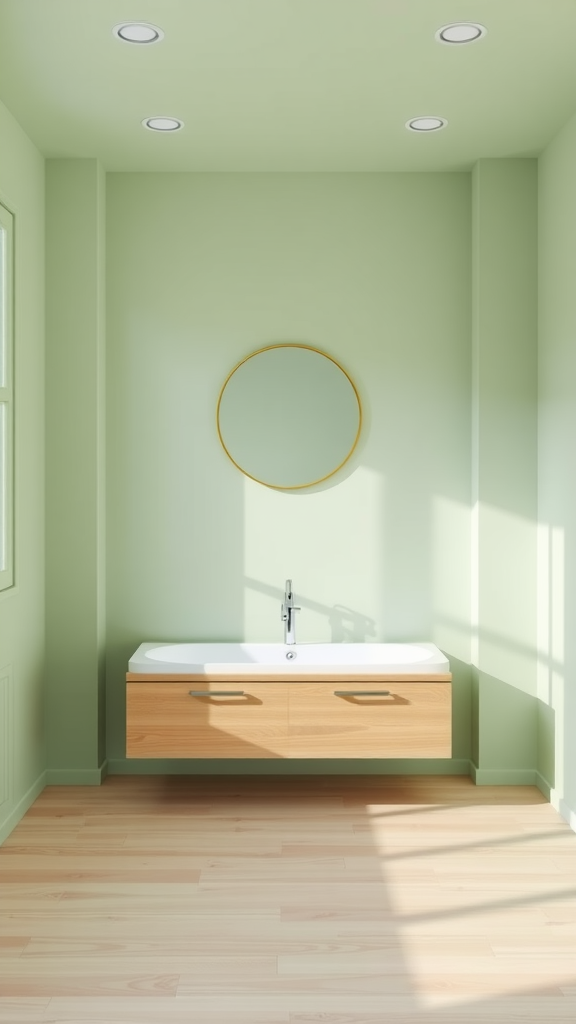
[216,343,362,490]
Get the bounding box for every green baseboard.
[535,771,552,800]
[549,790,576,834]
[0,771,47,846]
[45,760,108,786]
[470,765,538,786]
[107,757,472,776]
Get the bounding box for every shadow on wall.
[245,576,376,642]
[437,612,562,687]
[538,699,556,789]
[434,610,557,788]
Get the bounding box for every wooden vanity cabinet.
[126,680,288,758]
[287,680,451,758]
[126,675,451,759]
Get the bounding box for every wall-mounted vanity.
[126,641,452,759]
[128,358,451,761]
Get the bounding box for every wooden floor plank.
[1,775,576,1019]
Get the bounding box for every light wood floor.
[1,774,576,1023]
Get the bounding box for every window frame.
[0,201,14,592]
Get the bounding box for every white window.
[0,202,14,591]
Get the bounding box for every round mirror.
[217,344,362,490]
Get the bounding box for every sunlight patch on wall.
[537,520,564,795]
[471,500,479,667]
[473,500,538,694]
[432,495,471,662]
[242,467,384,643]
[537,521,565,693]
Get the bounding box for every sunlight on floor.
[367,783,576,1012]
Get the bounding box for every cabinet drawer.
[287,681,451,758]
[126,682,288,758]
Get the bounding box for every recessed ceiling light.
[436,22,486,44]
[406,117,447,132]
[142,116,184,132]
[113,23,164,44]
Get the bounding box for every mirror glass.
[217,344,362,489]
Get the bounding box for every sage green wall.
[0,99,45,843]
[539,112,576,826]
[106,172,472,771]
[471,160,539,785]
[45,159,106,783]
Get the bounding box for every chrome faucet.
[281,579,301,645]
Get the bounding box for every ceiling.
[1,0,576,172]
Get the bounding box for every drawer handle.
[334,690,391,697]
[188,690,246,697]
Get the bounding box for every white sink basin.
[128,641,449,675]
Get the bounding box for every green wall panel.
[0,99,46,842]
[471,159,539,778]
[539,111,576,819]
[45,159,106,774]
[106,172,472,770]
